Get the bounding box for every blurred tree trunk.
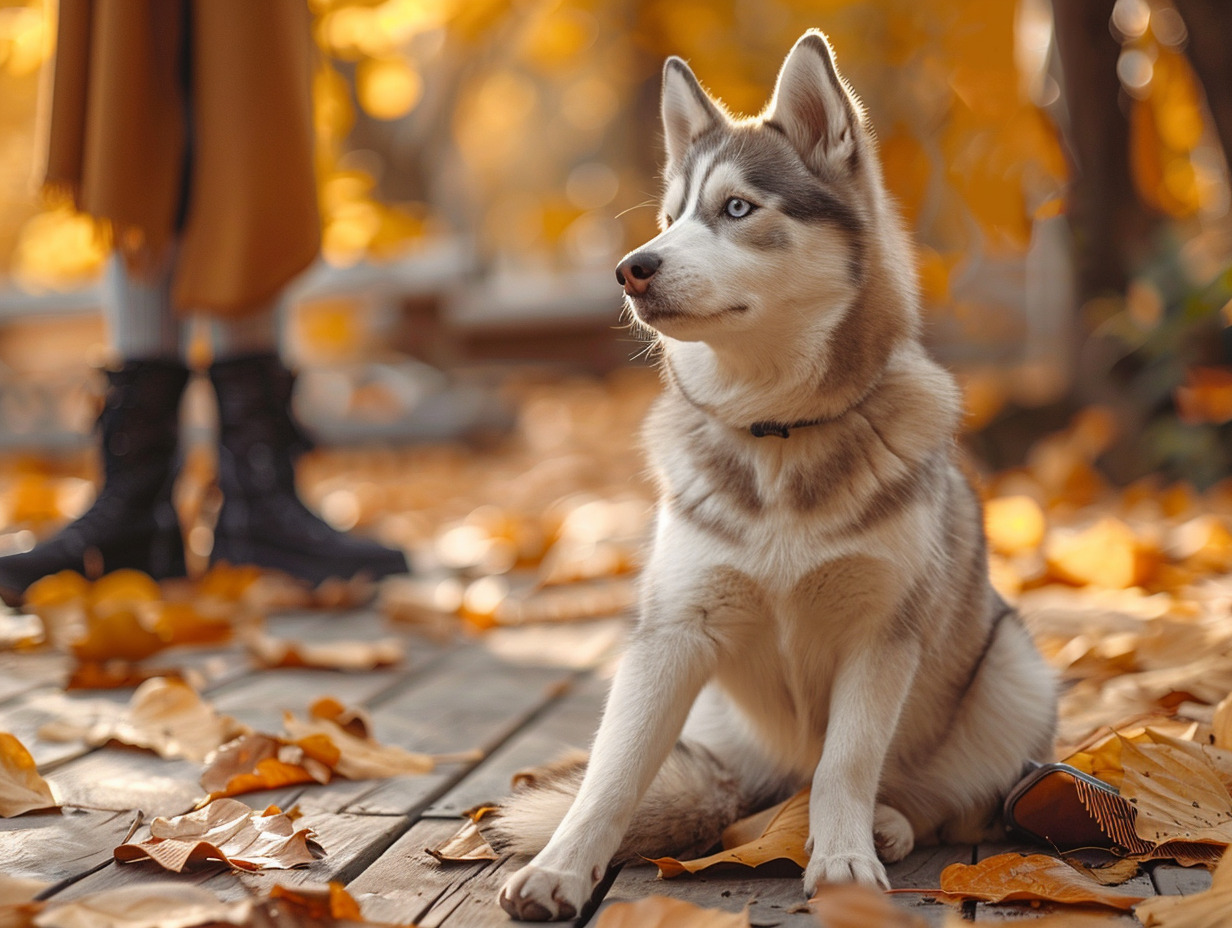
[1051,0,1160,304]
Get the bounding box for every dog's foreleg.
[804,641,918,893]
[498,622,715,921]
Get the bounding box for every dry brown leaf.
[1213,691,1232,751]
[809,883,927,927]
[114,798,322,871]
[198,733,336,803]
[652,789,808,877]
[592,897,749,927]
[1117,735,1232,846]
[426,818,498,863]
[267,882,363,920]
[31,884,251,928]
[1062,852,1141,886]
[38,678,249,762]
[0,873,50,904]
[1135,848,1232,926]
[0,733,57,817]
[937,853,1147,909]
[282,705,479,781]
[244,631,404,671]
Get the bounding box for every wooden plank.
[972,843,1148,923]
[45,747,208,817]
[422,669,607,818]
[207,667,404,733]
[1150,862,1213,896]
[333,645,582,816]
[598,863,819,928]
[0,686,129,769]
[347,819,496,923]
[0,651,70,703]
[0,808,137,883]
[884,844,973,925]
[348,819,538,928]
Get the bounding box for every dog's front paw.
[803,850,890,896]
[498,863,597,921]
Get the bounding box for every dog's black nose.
[615,252,661,297]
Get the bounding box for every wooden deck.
[0,607,1213,925]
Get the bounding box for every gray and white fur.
[491,30,1057,922]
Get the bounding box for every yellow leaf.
[652,789,808,877]
[938,853,1147,909]
[593,897,749,928]
[198,733,332,803]
[268,882,364,920]
[113,798,322,872]
[0,733,56,817]
[985,495,1047,556]
[1135,848,1232,926]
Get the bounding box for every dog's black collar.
[748,418,829,439]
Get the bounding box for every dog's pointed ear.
[764,31,861,174]
[661,57,724,169]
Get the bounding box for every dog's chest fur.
[640,347,990,773]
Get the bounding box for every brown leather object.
[1003,764,1121,850]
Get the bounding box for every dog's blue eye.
[725,198,753,218]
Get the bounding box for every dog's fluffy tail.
[481,742,747,863]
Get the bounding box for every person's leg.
[0,254,190,605]
[207,304,409,586]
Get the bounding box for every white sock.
[210,304,282,360]
[103,249,186,363]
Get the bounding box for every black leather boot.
[208,353,409,585]
[0,360,189,606]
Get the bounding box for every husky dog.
[494,30,1057,921]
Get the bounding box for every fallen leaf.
[268,882,363,920]
[31,884,251,928]
[1045,518,1158,589]
[0,873,50,904]
[985,494,1047,556]
[1213,691,1232,751]
[281,703,480,781]
[426,818,498,862]
[1117,735,1232,846]
[38,678,249,762]
[809,882,927,927]
[938,853,1147,909]
[652,789,808,877]
[1062,851,1141,886]
[592,897,749,927]
[1135,848,1232,926]
[0,733,57,817]
[114,798,323,871]
[198,733,335,803]
[244,631,404,671]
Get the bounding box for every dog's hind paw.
[803,851,890,896]
[873,803,914,864]
[498,863,597,921]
